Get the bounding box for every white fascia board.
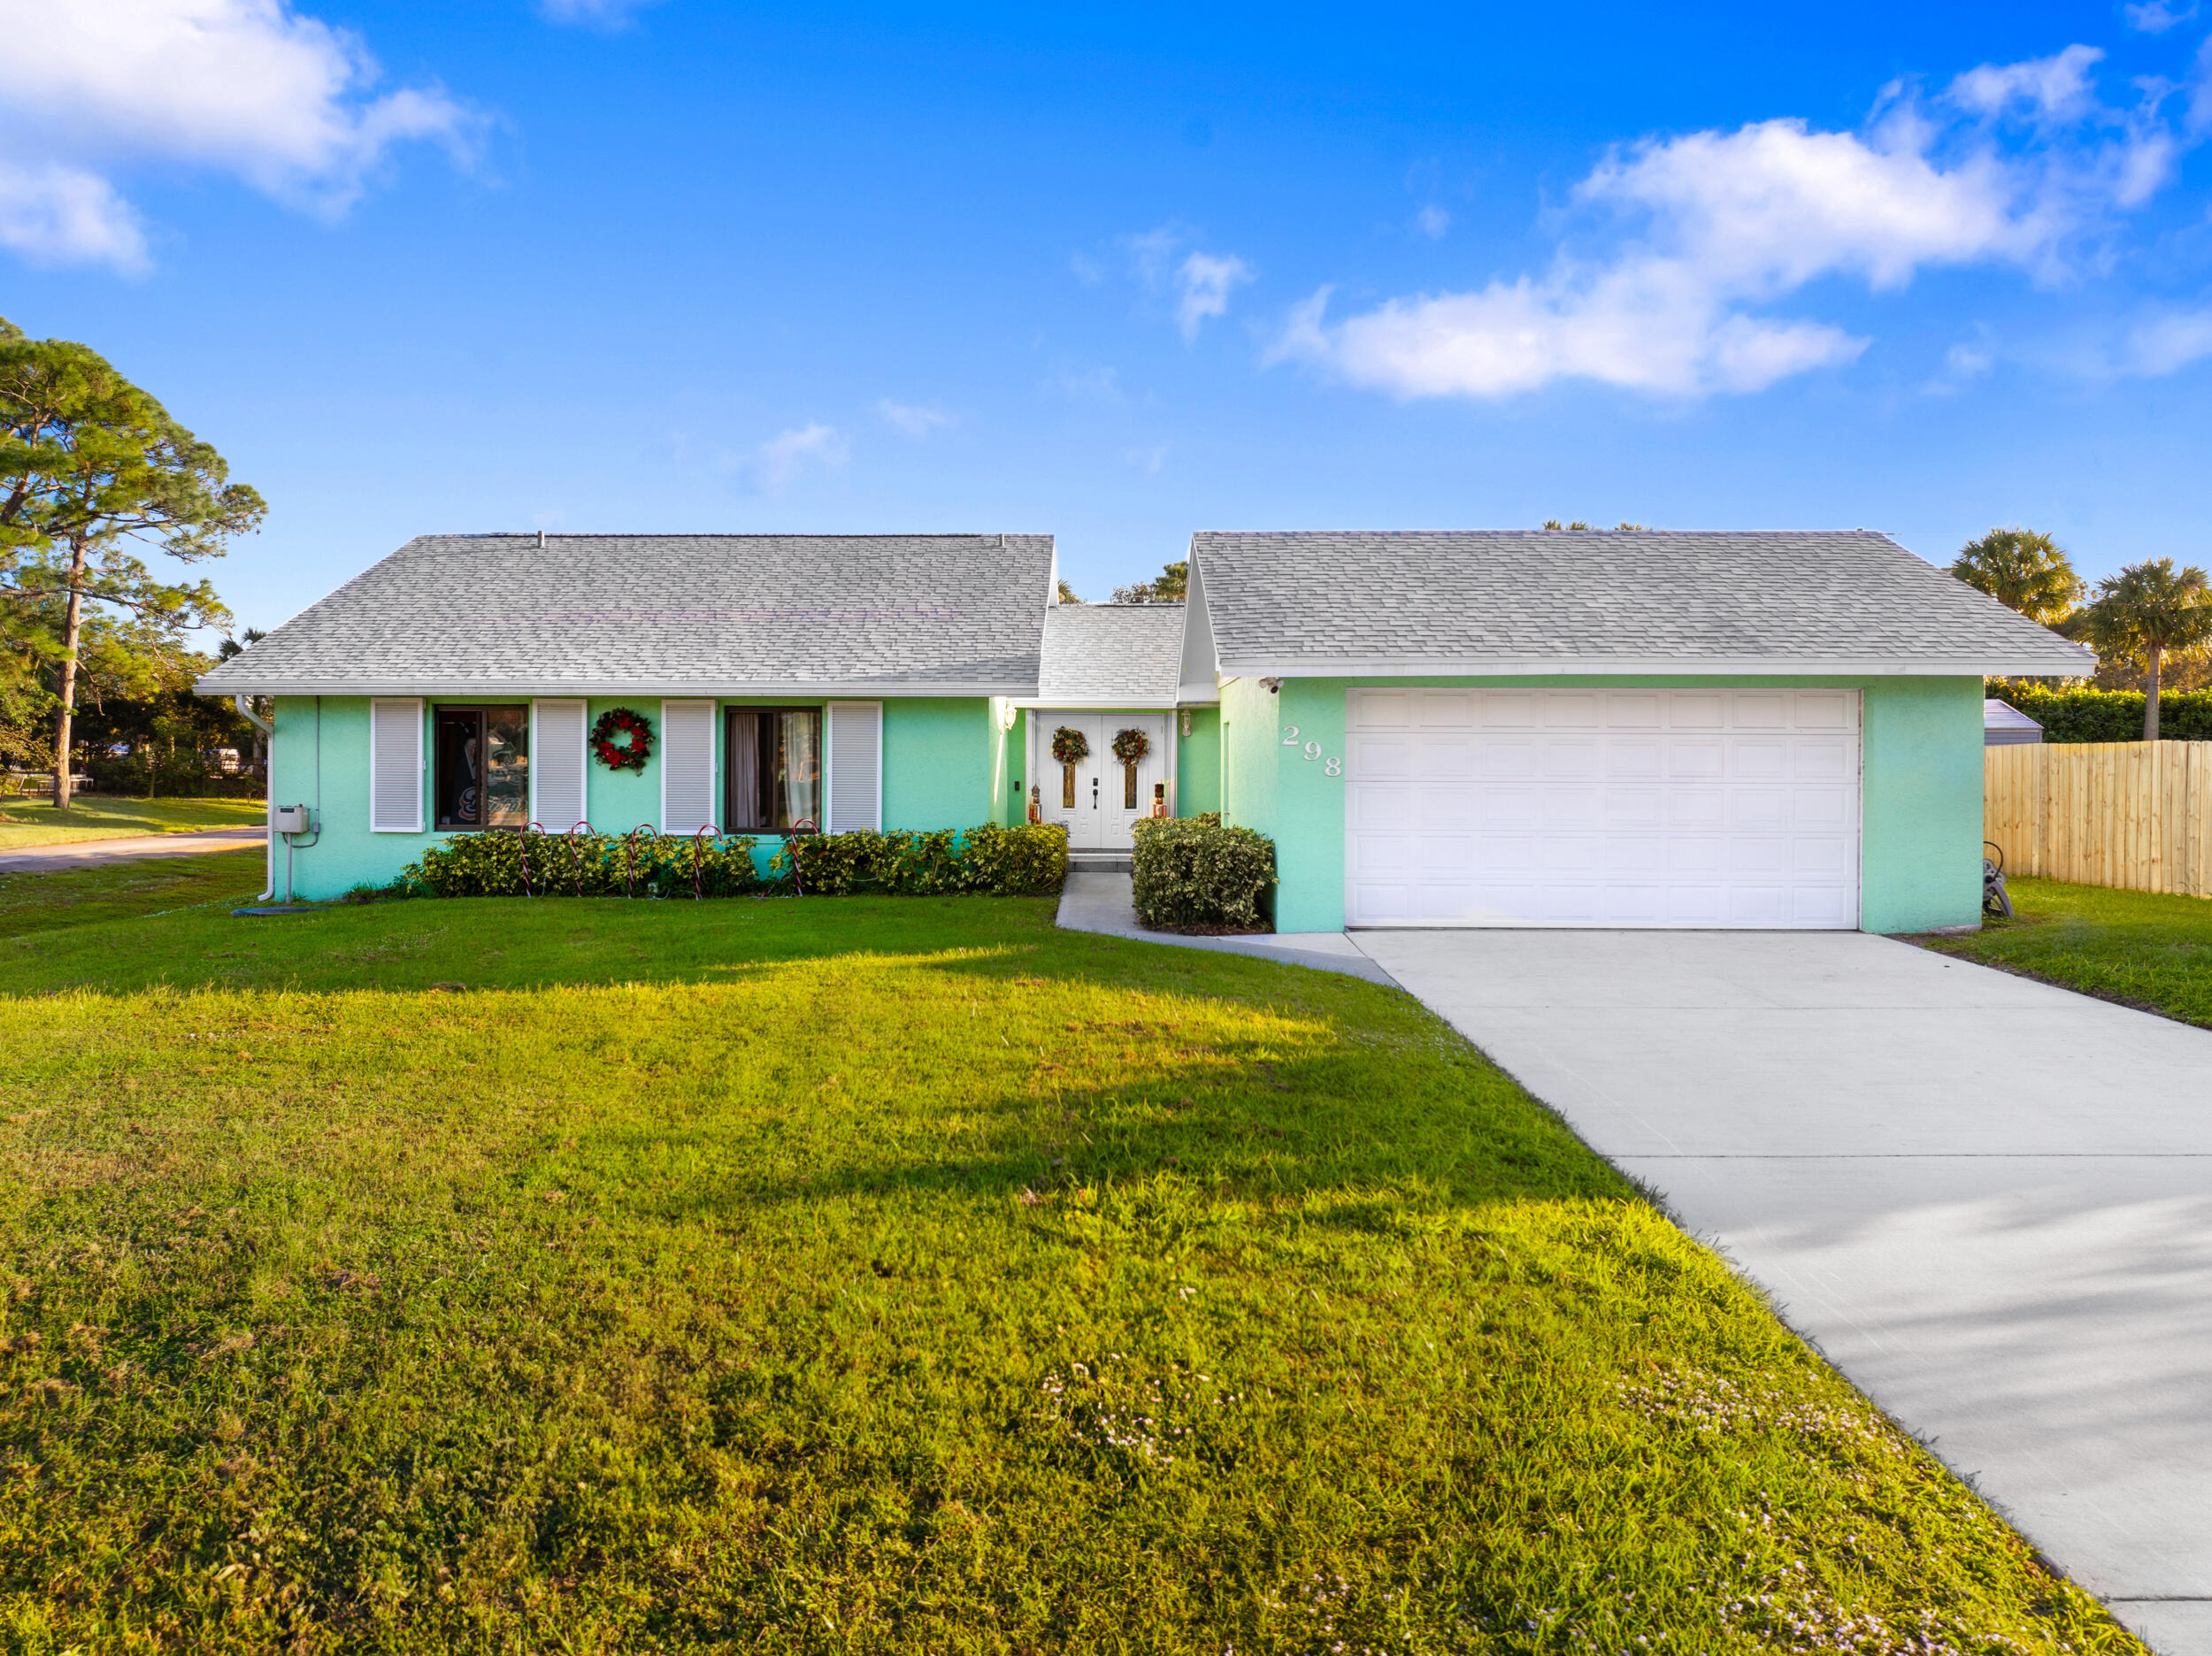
[1210,655,2093,679]
[1013,697,1179,709]
[196,678,1041,699]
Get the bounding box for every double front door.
[1036,711,1170,849]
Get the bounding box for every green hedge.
[1130,814,1277,932]
[403,822,1067,900]
[1986,683,2212,743]
[405,830,764,899]
[769,822,1067,896]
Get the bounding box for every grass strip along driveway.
[0,795,265,852]
[1920,875,2212,1029]
[0,868,2143,1653]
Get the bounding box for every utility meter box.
[273,804,312,834]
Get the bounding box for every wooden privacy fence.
[1985,741,2212,897]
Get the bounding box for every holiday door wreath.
[1050,725,1090,764]
[1110,727,1149,765]
[591,707,656,773]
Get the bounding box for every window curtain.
[778,710,820,830]
[726,711,762,830]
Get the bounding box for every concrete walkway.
[0,826,265,872]
[1356,928,2212,1656]
[1055,871,1397,985]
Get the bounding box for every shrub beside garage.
[1131,814,1278,932]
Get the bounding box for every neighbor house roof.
[1184,530,2095,678]
[1984,698,2045,745]
[1030,602,1187,706]
[198,533,1056,697]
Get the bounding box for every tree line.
[1,318,264,806]
[1948,528,2212,741]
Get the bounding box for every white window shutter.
[532,699,588,830]
[369,698,423,832]
[659,699,718,834]
[826,701,882,832]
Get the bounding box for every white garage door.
[1345,687,1861,929]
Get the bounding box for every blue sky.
[3,0,2209,633]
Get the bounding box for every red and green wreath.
[1110,727,1149,764]
[1050,725,1089,764]
[591,707,656,773]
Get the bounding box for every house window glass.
[434,705,528,831]
[724,707,822,832]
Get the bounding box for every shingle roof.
[1034,603,1186,705]
[198,533,1056,696]
[1189,530,2093,677]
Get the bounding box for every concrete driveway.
[1355,929,2212,1656]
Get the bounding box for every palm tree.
[2079,559,2212,740]
[1948,528,2082,626]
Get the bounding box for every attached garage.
[1345,686,1860,927]
[1180,528,2099,935]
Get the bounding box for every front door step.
[1067,850,1133,874]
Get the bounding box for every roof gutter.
[1210,655,2094,679]
[196,678,1044,699]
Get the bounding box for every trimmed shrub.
[768,823,1067,897]
[403,822,1067,900]
[404,830,763,899]
[1987,681,2212,743]
[1130,815,1276,932]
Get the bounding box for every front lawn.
[0,794,265,850]
[0,881,2140,1653]
[1918,876,2212,1028]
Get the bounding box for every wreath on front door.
[591,707,656,773]
[1050,725,1090,764]
[1110,727,1149,765]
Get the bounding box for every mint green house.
[1179,530,2093,935]
[198,533,1057,901]
[203,525,2092,932]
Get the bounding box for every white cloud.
[878,400,951,437]
[0,0,478,270]
[748,423,848,492]
[1125,444,1168,473]
[2124,0,2196,33]
[0,163,148,272]
[1414,203,1451,239]
[539,0,661,27]
[1174,251,1254,341]
[1948,44,2104,122]
[1272,46,2201,401]
[1118,225,1255,340]
[2126,309,2212,374]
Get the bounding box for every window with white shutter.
[659,699,718,834]
[825,701,882,832]
[531,700,588,831]
[369,698,424,832]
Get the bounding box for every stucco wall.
[1221,675,1987,936]
[267,693,1002,901]
[882,698,997,829]
[1176,705,1221,816]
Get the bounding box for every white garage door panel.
[1346,687,1862,930]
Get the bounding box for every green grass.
[0,847,268,940]
[0,794,265,850]
[0,876,2142,1653]
[1919,876,2212,1028]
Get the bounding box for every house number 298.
[1279,724,1344,778]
